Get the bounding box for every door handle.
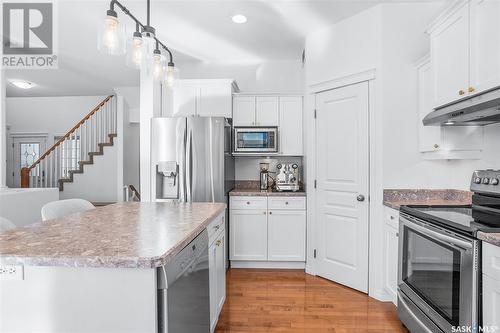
[357,194,365,202]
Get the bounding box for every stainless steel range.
[398,170,500,333]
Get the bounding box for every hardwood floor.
[215,269,408,333]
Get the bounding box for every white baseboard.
[230,261,306,269]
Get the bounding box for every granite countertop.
[0,202,226,269]
[230,188,306,197]
[477,232,500,247]
[383,189,472,210]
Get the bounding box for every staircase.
[21,95,117,191]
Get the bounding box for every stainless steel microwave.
[233,127,278,153]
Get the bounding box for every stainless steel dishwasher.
[157,230,210,333]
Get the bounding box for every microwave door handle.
[401,216,473,250]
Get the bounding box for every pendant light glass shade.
[152,52,165,80]
[126,34,144,68]
[97,15,125,55]
[164,64,180,87]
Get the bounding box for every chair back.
[0,216,16,233]
[41,199,95,221]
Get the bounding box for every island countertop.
[0,202,226,269]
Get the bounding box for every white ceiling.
[5,0,441,97]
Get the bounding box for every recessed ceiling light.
[232,14,247,24]
[10,80,36,89]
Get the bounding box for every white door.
[430,2,470,107]
[315,82,369,293]
[229,209,267,261]
[279,96,303,155]
[268,210,306,261]
[11,136,47,187]
[470,0,500,94]
[232,96,255,126]
[255,96,279,126]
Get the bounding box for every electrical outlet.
[0,265,24,280]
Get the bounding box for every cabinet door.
[483,274,500,328]
[417,58,442,152]
[198,83,232,118]
[470,0,500,94]
[430,2,470,107]
[209,242,218,332]
[267,210,306,261]
[233,96,256,126]
[255,96,279,126]
[279,96,303,155]
[173,83,197,117]
[229,209,268,260]
[215,232,226,316]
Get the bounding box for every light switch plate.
[0,265,24,280]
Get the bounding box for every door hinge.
[313,249,317,258]
[314,180,317,189]
[314,109,317,119]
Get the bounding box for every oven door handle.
[401,216,473,250]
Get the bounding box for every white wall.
[180,60,304,93]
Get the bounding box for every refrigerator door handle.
[186,127,192,203]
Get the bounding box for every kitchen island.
[0,202,226,333]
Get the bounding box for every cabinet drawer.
[230,196,267,210]
[483,242,500,281]
[268,197,306,210]
[208,212,225,245]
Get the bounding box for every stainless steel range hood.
[423,86,500,126]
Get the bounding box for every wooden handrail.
[20,95,114,188]
[128,184,141,201]
[27,95,113,172]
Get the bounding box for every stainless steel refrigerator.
[151,117,234,204]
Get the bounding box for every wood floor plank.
[215,269,408,333]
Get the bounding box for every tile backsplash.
[235,156,303,181]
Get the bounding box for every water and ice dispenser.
[156,161,179,200]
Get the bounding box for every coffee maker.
[275,162,300,192]
[259,162,270,191]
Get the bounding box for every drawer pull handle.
[215,240,221,246]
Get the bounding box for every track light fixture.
[98,0,179,85]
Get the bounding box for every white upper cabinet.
[430,2,470,107]
[469,0,500,94]
[173,79,236,118]
[255,97,279,126]
[279,96,303,156]
[232,96,256,126]
[416,55,483,159]
[429,0,500,107]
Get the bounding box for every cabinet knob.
[433,143,439,149]
[215,240,221,246]
[269,211,273,215]
[459,89,465,96]
[214,225,220,230]
[263,211,266,215]
[390,215,394,220]
[285,201,289,205]
[246,201,250,205]
[468,86,475,93]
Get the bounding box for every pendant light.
[98,0,179,85]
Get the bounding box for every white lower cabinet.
[208,214,227,332]
[229,196,306,268]
[383,206,399,305]
[482,242,500,328]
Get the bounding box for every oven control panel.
[471,170,500,194]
